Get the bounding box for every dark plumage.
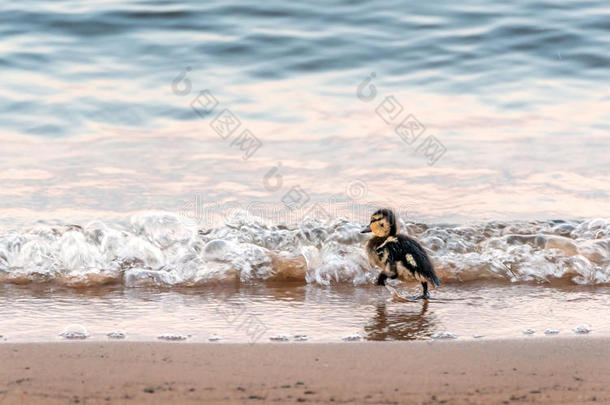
[361,208,440,300]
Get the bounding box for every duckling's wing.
[366,236,386,268]
[396,236,440,286]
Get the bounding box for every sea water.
[0,0,609,341]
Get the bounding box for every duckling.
[361,209,440,300]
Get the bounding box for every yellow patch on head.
[370,217,391,237]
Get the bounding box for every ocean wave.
[0,212,609,287]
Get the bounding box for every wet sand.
[1,338,607,404]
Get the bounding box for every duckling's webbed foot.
[405,294,429,301]
[385,285,418,302]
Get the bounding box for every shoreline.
[2,338,608,404]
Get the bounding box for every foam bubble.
[341,334,362,341]
[157,333,187,341]
[203,240,231,261]
[544,328,560,335]
[522,328,536,335]
[60,324,89,339]
[107,331,126,339]
[269,334,290,342]
[431,331,457,340]
[573,325,592,334]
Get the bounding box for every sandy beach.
[1,338,608,404]
[2,0,609,403]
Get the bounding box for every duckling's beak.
[360,224,372,233]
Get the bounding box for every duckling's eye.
[380,223,384,227]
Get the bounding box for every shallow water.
[1,0,609,342]
[0,212,608,341]
[1,282,608,342]
[1,213,608,341]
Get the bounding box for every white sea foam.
[1,212,609,287]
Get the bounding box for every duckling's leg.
[376,272,388,286]
[420,281,431,300]
[377,262,397,286]
[406,281,431,300]
[378,263,417,302]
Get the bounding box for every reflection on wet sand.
[364,300,436,341]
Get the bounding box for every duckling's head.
[360,208,397,238]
